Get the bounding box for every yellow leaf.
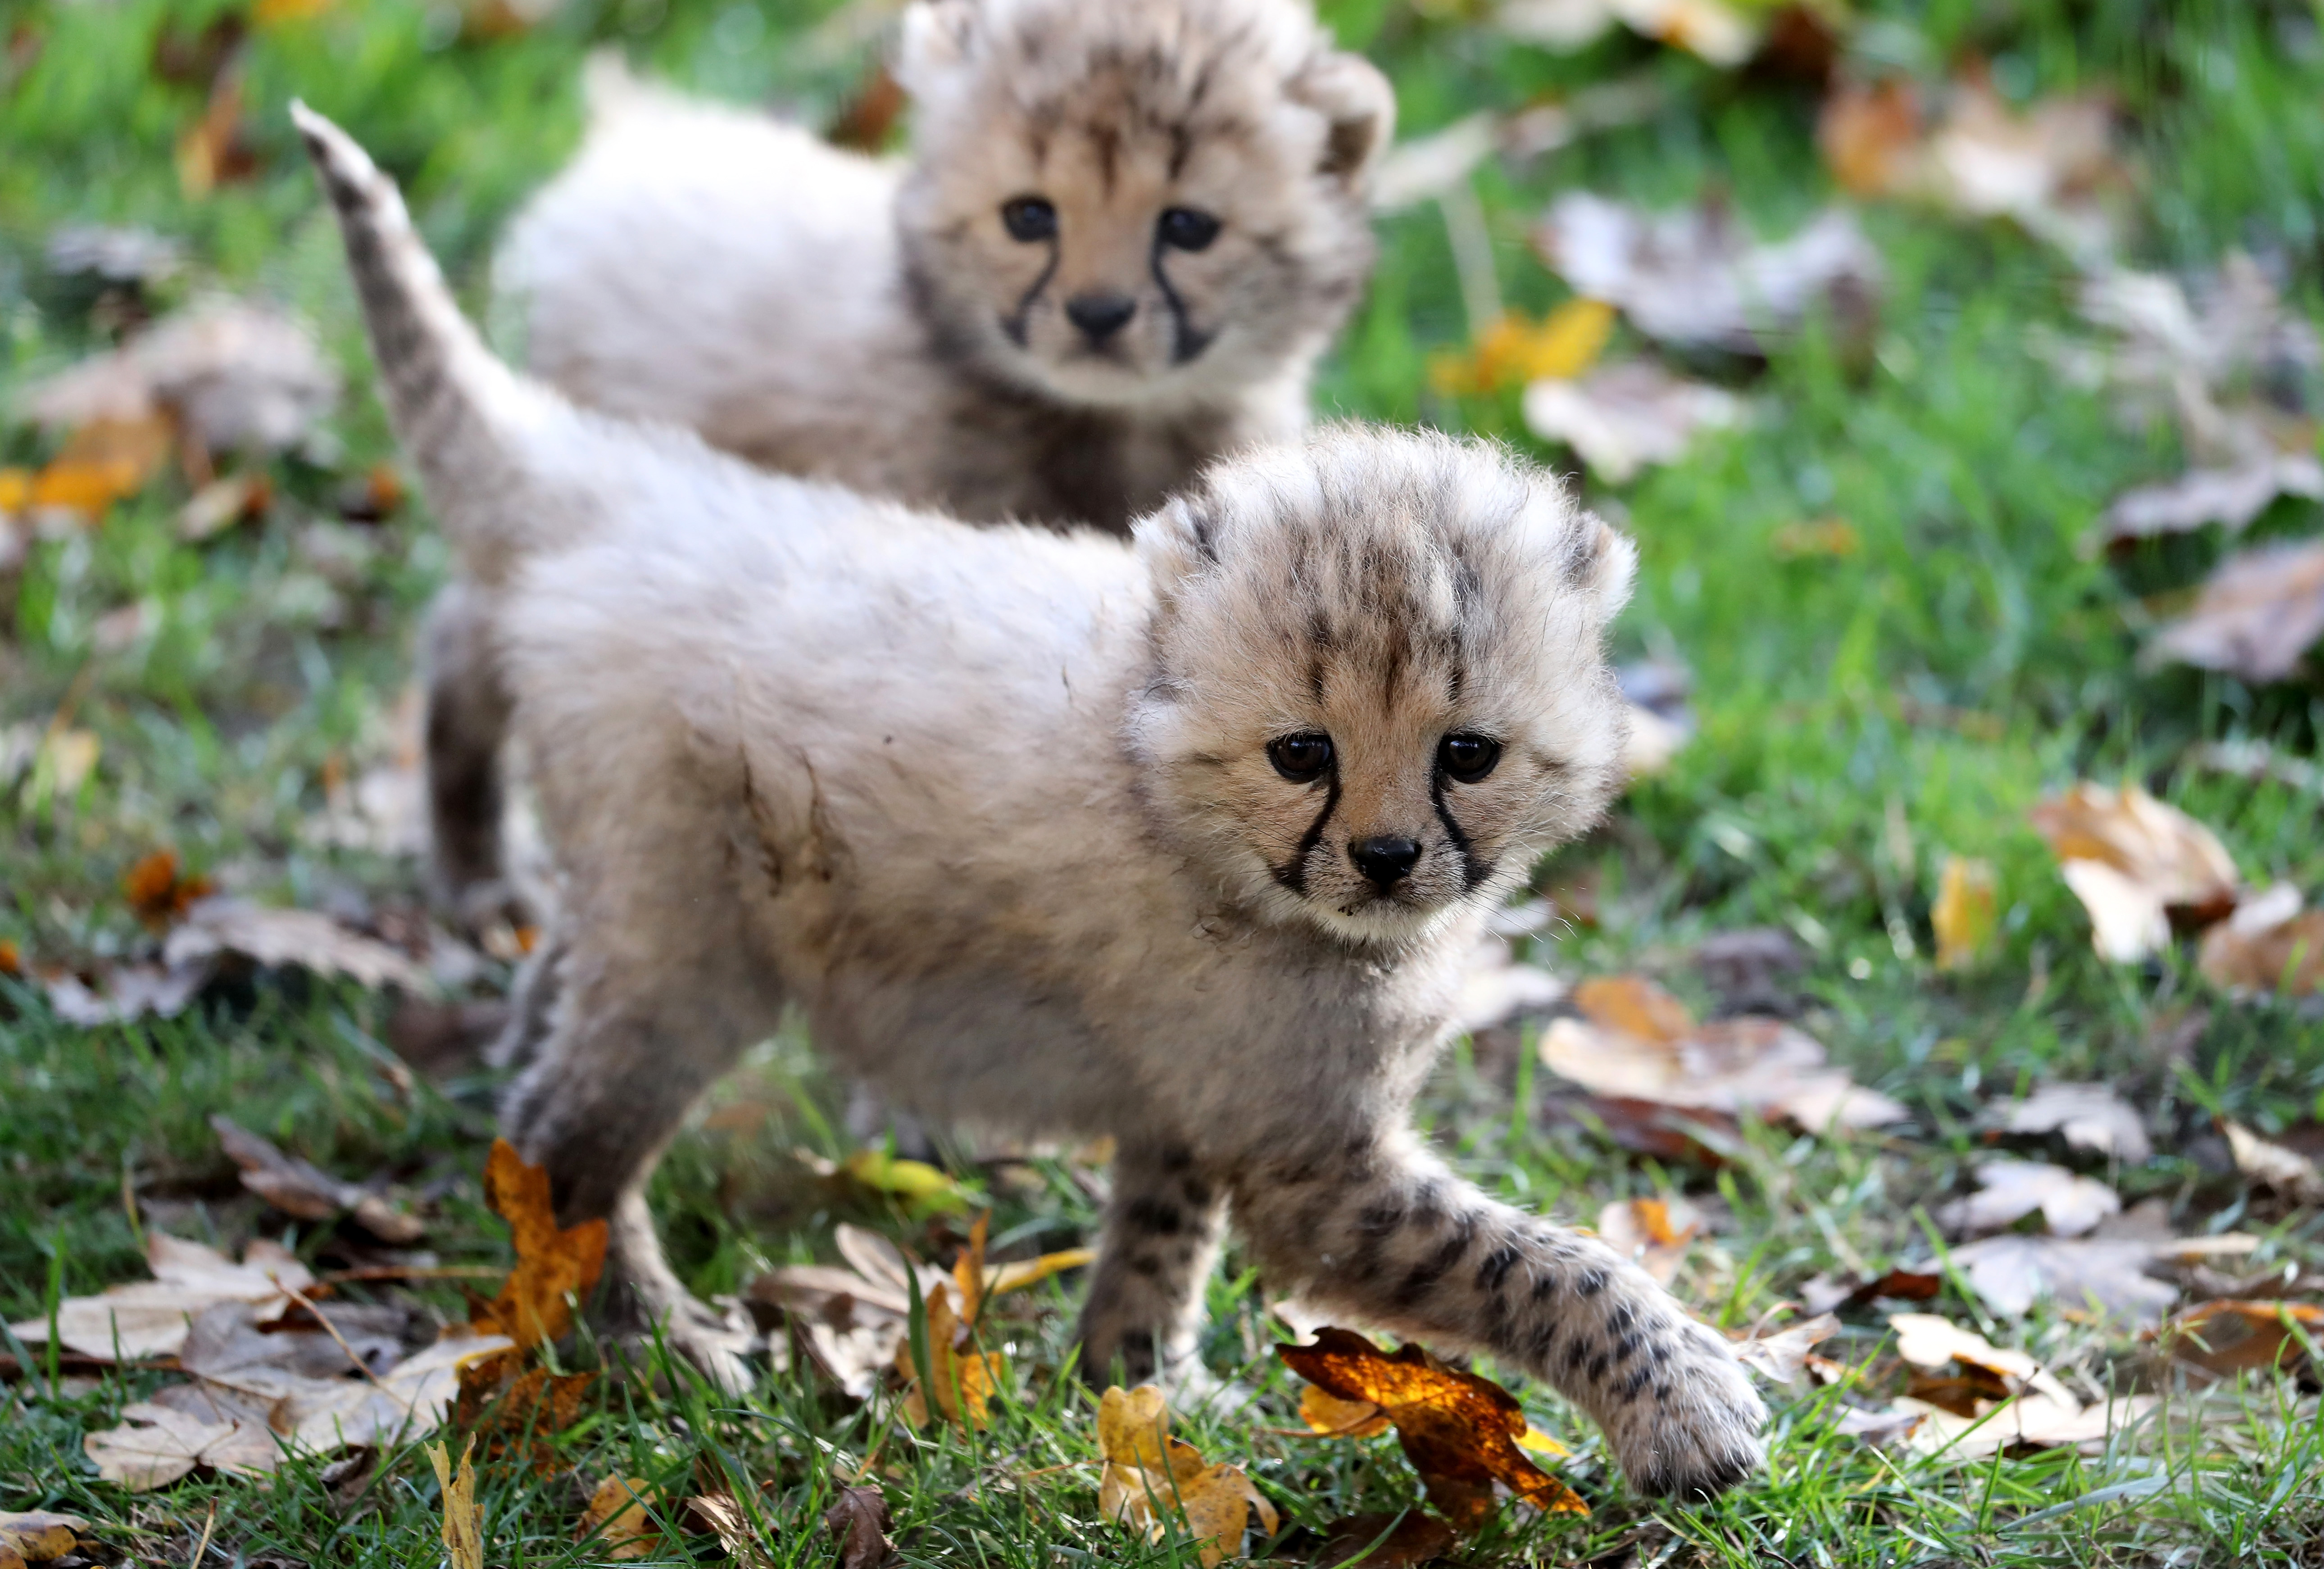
[1932,856,1998,971]
[985,1247,1095,1295]
[1428,300,1616,397]
[0,469,30,512]
[473,1138,609,1351]
[254,0,333,23]
[578,1476,658,1560]
[894,1282,1002,1428]
[840,1147,970,1213]
[28,417,174,519]
[1299,1383,1390,1438]
[1095,1385,1274,1566]
[953,1209,990,1323]
[1516,1425,1570,1457]
[428,1437,482,1569]
[33,730,101,800]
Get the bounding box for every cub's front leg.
[1074,1139,1227,1390]
[1233,1133,1766,1499]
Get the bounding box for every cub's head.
[1128,427,1636,948]
[893,0,1391,411]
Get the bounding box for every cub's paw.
[1594,1319,1768,1500]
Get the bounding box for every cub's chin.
[1302,895,1465,951]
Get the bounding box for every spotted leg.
[1075,1140,1228,1392]
[1232,1130,1766,1499]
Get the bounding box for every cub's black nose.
[1349,835,1421,890]
[1065,291,1137,345]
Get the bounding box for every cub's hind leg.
[1075,1140,1227,1392]
[1232,1133,1766,1499]
[500,938,779,1391]
[421,582,522,928]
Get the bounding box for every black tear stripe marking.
[1270,771,1340,895]
[1003,243,1062,348]
[1428,769,1488,891]
[1149,243,1213,365]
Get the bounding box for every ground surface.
[5,0,2324,1564]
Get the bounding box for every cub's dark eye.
[1438,733,1501,783]
[1157,207,1221,251]
[1001,197,1058,242]
[1267,732,1333,783]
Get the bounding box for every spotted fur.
[425,0,1392,917]
[295,105,1766,1499]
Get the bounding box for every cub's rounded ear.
[1580,515,1638,620]
[1134,495,1224,599]
[1291,50,1395,184]
[895,0,981,99]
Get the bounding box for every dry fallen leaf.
[749,1223,1089,1399]
[896,1271,1002,1429]
[1729,1312,1840,1385]
[1596,1195,1703,1285]
[11,1232,314,1359]
[2102,454,2324,546]
[1770,517,1861,559]
[1987,1082,2155,1165]
[1427,300,1616,397]
[431,1437,484,1569]
[83,1400,265,1489]
[2030,783,2241,962]
[2220,1120,2324,1204]
[685,1494,776,1569]
[578,1475,658,1560]
[1938,1160,2121,1238]
[2147,539,2324,685]
[1496,0,1762,67]
[1300,1383,1394,1439]
[470,1138,608,1352]
[211,1114,424,1242]
[1820,74,2124,261]
[1278,1329,1587,1531]
[1533,194,1878,355]
[1900,1389,2159,1462]
[1932,856,1998,971]
[2198,889,2324,998]
[122,849,214,929]
[1540,975,1907,1132]
[163,896,429,992]
[1096,1384,1279,1567]
[177,470,271,543]
[19,416,175,522]
[22,298,337,458]
[0,1516,86,1567]
[2158,1299,2323,1378]
[1799,1268,1943,1315]
[1521,360,1743,484]
[39,960,207,1028]
[826,1484,895,1569]
[796,1146,973,1215]
[1946,1236,2188,1323]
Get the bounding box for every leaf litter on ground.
[2145,539,2324,685]
[1532,192,1879,356]
[1938,1160,2122,1238]
[1277,1327,1587,1532]
[1983,1081,2155,1165]
[2029,782,2242,962]
[1521,359,1743,484]
[1538,974,1907,1135]
[61,1138,610,1490]
[1096,1384,1277,1569]
[210,1115,424,1243]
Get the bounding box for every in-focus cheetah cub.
[297,106,1767,1500]
[424,0,1393,920]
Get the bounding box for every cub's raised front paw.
[1594,1319,1768,1500]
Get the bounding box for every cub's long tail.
[291,102,564,587]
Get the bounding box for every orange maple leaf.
[1278,1328,1587,1530]
[472,1138,608,1351]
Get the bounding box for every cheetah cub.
[296,106,1767,1500]
[423,0,1394,920]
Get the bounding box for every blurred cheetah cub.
[424,0,1393,918]
[298,106,1767,1500]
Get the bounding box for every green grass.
[7,0,2324,1564]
